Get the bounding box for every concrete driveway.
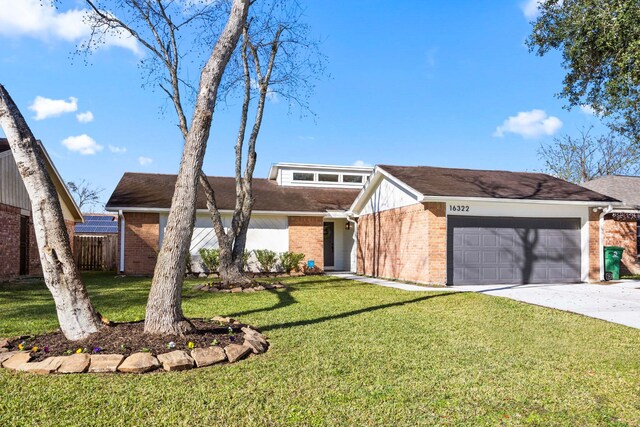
[331,273,640,329]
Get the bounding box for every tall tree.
[538,126,640,183]
[199,2,321,287]
[67,179,104,211]
[0,84,102,341]
[527,0,640,140]
[84,0,250,335]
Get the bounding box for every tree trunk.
[0,84,102,341]
[144,0,249,336]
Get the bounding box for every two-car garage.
[352,165,618,286]
[447,216,582,285]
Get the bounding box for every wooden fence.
[74,235,118,271]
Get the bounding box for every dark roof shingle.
[106,173,359,212]
[0,138,10,154]
[582,175,640,208]
[379,165,618,202]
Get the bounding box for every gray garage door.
[447,216,581,285]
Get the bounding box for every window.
[343,174,363,183]
[318,173,339,182]
[293,172,314,181]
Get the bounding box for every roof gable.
[582,175,640,208]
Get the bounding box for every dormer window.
[318,174,339,182]
[343,175,363,183]
[293,172,314,182]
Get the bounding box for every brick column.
[425,202,447,285]
[123,212,160,275]
[288,216,324,269]
[603,215,640,275]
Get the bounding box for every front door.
[19,216,29,275]
[323,222,335,268]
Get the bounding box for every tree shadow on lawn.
[225,288,298,318]
[260,291,461,332]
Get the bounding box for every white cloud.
[580,104,597,116]
[29,96,77,120]
[521,0,542,19]
[138,156,153,166]
[493,109,563,139]
[61,134,103,155]
[108,144,127,153]
[352,160,371,167]
[0,0,142,56]
[76,111,94,123]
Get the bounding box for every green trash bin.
[604,246,625,280]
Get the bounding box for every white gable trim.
[349,166,423,215]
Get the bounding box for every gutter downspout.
[345,211,358,273]
[599,205,614,281]
[119,210,125,274]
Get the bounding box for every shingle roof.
[379,165,618,202]
[582,175,640,208]
[106,173,359,212]
[75,214,118,234]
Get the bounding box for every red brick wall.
[123,212,159,275]
[288,216,324,269]
[588,210,601,281]
[0,203,21,280]
[603,216,640,275]
[356,202,447,284]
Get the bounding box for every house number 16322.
[449,205,470,212]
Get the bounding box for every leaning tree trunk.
[144,0,250,335]
[0,84,102,341]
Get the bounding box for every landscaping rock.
[0,338,9,348]
[241,327,268,344]
[0,348,8,354]
[207,287,219,292]
[191,347,226,367]
[157,350,194,371]
[212,316,235,324]
[20,356,65,374]
[118,352,160,373]
[243,337,267,354]
[57,353,91,374]
[253,285,265,291]
[0,351,20,366]
[221,289,231,293]
[231,287,243,293]
[242,287,256,293]
[2,352,31,370]
[88,354,124,373]
[224,344,252,363]
[198,273,208,278]
[273,283,285,289]
[264,284,275,290]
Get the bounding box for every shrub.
[185,253,194,275]
[242,250,250,271]
[199,248,220,273]
[253,249,278,273]
[280,251,305,274]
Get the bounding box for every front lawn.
[1,273,639,426]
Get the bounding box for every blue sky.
[0,0,603,209]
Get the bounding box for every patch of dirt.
[5,319,246,363]
[195,281,286,292]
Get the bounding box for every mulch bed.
[5,319,246,363]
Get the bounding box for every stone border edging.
[0,319,269,375]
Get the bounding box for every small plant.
[280,251,305,274]
[166,341,176,349]
[253,249,278,273]
[120,344,128,351]
[141,348,150,353]
[187,341,195,349]
[199,248,220,273]
[302,264,324,276]
[43,346,49,353]
[242,250,250,271]
[185,253,194,276]
[92,347,102,354]
[31,346,39,353]
[17,341,25,351]
[75,348,84,354]
[210,339,219,346]
[64,349,72,355]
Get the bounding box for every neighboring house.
[74,214,119,271]
[582,175,640,276]
[105,163,373,275]
[349,165,618,285]
[75,213,119,235]
[0,138,83,281]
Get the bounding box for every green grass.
[1,272,640,426]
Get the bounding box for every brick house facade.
[352,166,617,285]
[603,215,640,275]
[288,216,324,269]
[122,212,160,275]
